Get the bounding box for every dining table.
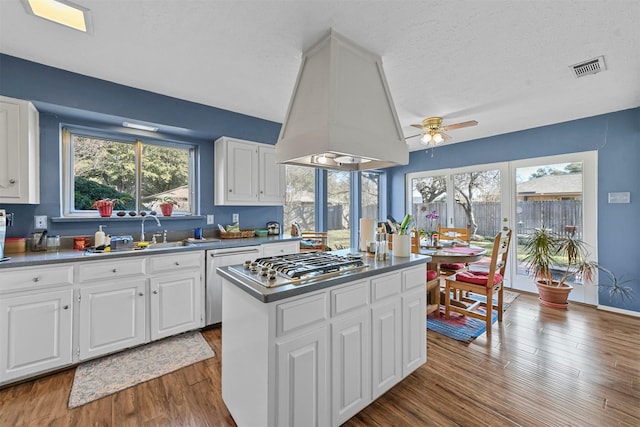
[419,245,488,314]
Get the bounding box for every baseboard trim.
[597,304,640,318]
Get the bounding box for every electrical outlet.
[207,214,215,225]
[34,215,47,229]
[232,213,239,223]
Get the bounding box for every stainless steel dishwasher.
[205,245,261,325]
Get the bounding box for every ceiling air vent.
[571,56,606,78]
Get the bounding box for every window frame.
[61,125,198,217]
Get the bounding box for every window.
[284,165,316,231]
[327,170,351,249]
[62,127,196,216]
[361,171,380,219]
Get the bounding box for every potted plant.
[522,225,596,309]
[92,198,121,217]
[157,197,178,217]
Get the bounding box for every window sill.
[52,215,205,223]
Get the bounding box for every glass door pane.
[513,161,585,296]
[411,175,448,236]
[327,170,351,249]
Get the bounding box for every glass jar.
[46,235,60,252]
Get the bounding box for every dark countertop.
[217,250,431,303]
[0,236,301,269]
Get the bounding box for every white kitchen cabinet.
[0,95,39,204]
[0,288,72,384]
[275,327,328,427]
[214,136,285,206]
[149,270,202,340]
[261,240,300,257]
[371,298,402,399]
[78,278,147,360]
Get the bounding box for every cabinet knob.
[175,261,180,265]
[138,292,144,296]
[229,189,232,193]
[153,290,158,295]
[112,268,117,273]
[32,277,40,282]
[260,190,264,194]
[9,178,16,184]
[63,305,69,310]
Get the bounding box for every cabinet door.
[0,289,72,383]
[226,139,259,203]
[78,278,147,360]
[402,290,426,376]
[259,146,285,204]
[276,328,328,427]
[371,299,402,398]
[149,271,202,341]
[331,310,371,425]
[0,96,39,203]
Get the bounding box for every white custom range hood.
[276,30,409,171]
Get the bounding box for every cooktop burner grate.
[255,252,365,279]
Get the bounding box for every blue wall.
[0,54,283,238]
[387,108,640,313]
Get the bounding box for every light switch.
[232,213,239,223]
[34,215,48,229]
[207,214,215,225]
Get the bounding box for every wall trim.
[597,304,640,318]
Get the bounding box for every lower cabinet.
[276,327,328,427]
[78,278,147,361]
[371,298,402,399]
[149,270,202,340]
[0,288,73,383]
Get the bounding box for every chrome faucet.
[140,214,161,242]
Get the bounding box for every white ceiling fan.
[406,117,479,147]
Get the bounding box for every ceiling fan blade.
[405,133,424,140]
[441,132,452,141]
[410,124,425,130]
[441,120,478,131]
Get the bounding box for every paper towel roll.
[359,218,377,251]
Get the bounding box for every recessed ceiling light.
[123,122,159,132]
[22,0,91,33]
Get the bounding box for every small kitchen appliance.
[266,221,280,235]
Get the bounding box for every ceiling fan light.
[433,133,444,144]
[421,134,432,145]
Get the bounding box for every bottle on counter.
[375,231,388,261]
[94,225,106,247]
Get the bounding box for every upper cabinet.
[0,95,40,204]
[214,136,285,206]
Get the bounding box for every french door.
[407,151,597,303]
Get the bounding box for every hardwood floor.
[1,291,638,426]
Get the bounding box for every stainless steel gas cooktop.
[227,251,368,288]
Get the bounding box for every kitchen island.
[217,251,430,427]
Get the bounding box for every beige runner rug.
[68,331,214,408]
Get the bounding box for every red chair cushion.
[440,263,466,270]
[455,271,503,287]
[426,270,438,281]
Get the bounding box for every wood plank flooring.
[1,291,638,426]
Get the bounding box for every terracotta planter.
[97,205,113,217]
[159,203,173,217]
[536,280,573,309]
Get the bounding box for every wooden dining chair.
[291,224,328,252]
[437,224,471,275]
[444,228,512,334]
[412,229,441,317]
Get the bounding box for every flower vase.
[97,205,113,217]
[160,203,173,217]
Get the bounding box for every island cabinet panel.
[275,327,328,427]
[0,289,72,383]
[221,260,428,427]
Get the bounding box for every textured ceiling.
[1,0,639,151]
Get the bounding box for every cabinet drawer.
[276,292,327,337]
[77,258,146,283]
[262,242,299,257]
[0,264,74,293]
[370,272,402,302]
[330,280,369,317]
[149,251,202,273]
[402,265,427,291]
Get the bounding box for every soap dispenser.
[94,225,106,247]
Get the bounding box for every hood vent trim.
[276,29,409,171]
[571,56,606,78]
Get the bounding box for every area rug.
[68,331,215,408]
[426,290,519,343]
